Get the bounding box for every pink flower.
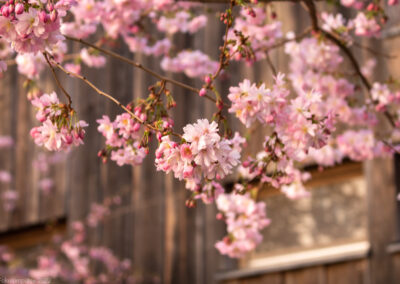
[80,48,106,68]
[110,144,147,166]
[215,193,270,258]
[97,112,147,166]
[336,129,389,161]
[161,50,218,78]
[64,63,81,75]
[180,143,192,160]
[16,53,45,79]
[183,119,220,152]
[353,13,380,37]
[15,8,45,38]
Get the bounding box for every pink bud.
[2,6,10,17]
[47,3,54,11]
[132,122,141,132]
[8,4,14,13]
[199,88,207,97]
[50,9,57,22]
[39,11,48,23]
[139,113,147,121]
[65,134,73,144]
[205,76,211,85]
[216,100,224,110]
[134,106,142,115]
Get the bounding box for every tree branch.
[43,52,73,108]
[45,52,183,137]
[65,36,218,104]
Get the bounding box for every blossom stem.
[43,52,73,109]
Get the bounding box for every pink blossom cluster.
[321,11,381,39]
[87,203,111,228]
[195,181,225,204]
[284,36,363,127]
[353,12,381,37]
[227,73,289,128]
[280,168,311,199]
[157,11,207,34]
[371,82,400,112]
[229,75,335,161]
[161,50,218,78]
[30,92,88,151]
[155,120,243,190]
[80,48,106,68]
[285,36,343,76]
[59,0,198,65]
[30,255,62,280]
[26,193,132,283]
[215,193,270,258]
[336,129,391,161]
[0,2,68,53]
[228,7,282,61]
[306,141,344,167]
[237,135,311,199]
[15,53,45,79]
[321,12,354,43]
[90,247,131,274]
[97,112,147,167]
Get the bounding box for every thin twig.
[265,52,277,77]
[300,0,397,128]
[43,52,73,108]
[45,52,183,137]
[65,35,217,104]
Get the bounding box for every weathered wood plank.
[326,260,367,284]
[365,158,397,284]
[283,266,326,284]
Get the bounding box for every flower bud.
[39,11,48,23]
[132,122,141,132]
[50,9,57,22]
[47,3,54,11]
[199,88,207,97]
[1,6,10,18]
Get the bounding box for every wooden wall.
[221,260,369,284]
[0,1,400,284]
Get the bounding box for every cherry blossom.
[215,193,270,258]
